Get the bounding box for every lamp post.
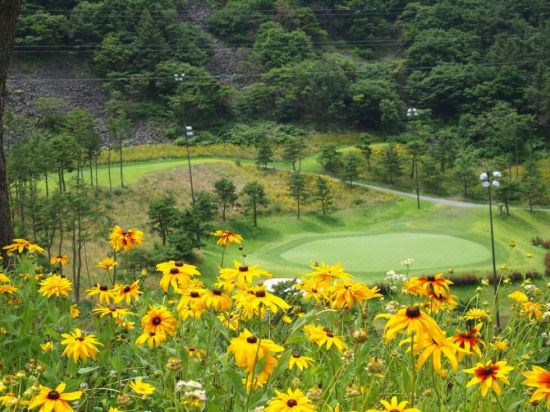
[407,107,421,210]
[174,73,196,206]
[480,170,502,330]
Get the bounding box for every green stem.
[410,331,417,406]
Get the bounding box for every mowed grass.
[54,158,549,284]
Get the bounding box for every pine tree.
[214,178,238,221]
[313,177,334,215]
[256,139,273,169]
[242,181,268,227]
[288,172,308,218]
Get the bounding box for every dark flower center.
[212,289,222,296]
[47,390,60,400]
[427,276,436,282]
[109,306,116,312]
[255,290,266,298]
[175,262,183,267]
[170,268,179,274]
[292,353,301,358]
[326,331,334,338]
[246,336,258,344]
[152,317,162,325]
[190,292,200,298]
[287,399,298,407]
[99,285,109,291]
[311,288,318,293]
[406,306,421,318]
[390,409,400,412]
[189,347,196,352]
[238,266,249,272]
[481,366,495,376]
[123,286,131,293]
[76,337,84,342]
[149,332,156,337]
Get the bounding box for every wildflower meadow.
[0,228,548,412]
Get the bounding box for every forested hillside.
[9,0,549,147]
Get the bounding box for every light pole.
[480,170,502,330]
[174,73,196,206]
[407,107,421,210]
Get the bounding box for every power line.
[7,58,549,83]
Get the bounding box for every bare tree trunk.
[0,0,20,261]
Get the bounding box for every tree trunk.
[222,203,226,221]
[252,197,257,227]
[119,146,124,188]
[0,0,20,260]
[94,157,99,188]
[297,196,301,219]
[108,143,112,191]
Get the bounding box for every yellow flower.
[109,225,143,252]
[288,354,314,371]
[526,252,534,259]
[98,257,117,270]
[234,286,290,317]
[508,290,529,303]
[40,341,54,352]
[92,305,133,319]
[85,284,117,305]
[0,273,10,283]
[490,339,508,352]
[60,328,102,363]
[203,289,232,312]
[69,304,80,319]
[451,323,485,361]
[212,230,243,247]
[218,261,271,290]
[38,275,72,298]
[406,273,453,298]
[129,378,155,398]
[115,280,142,304]
[377,306,445,343]
[523,365,550,408]
[108,408,122,412]
[218,312,239,330]
[227,329,284,371]
[135,331,167,349]
[520,301,544,321]
[141,306,177,336]
[50,255,69,266]
[464,360,514,396]
[3,238,45,254]
[29,383,82,412]
[400,335,462,378]
[0,285,18,294]
[304,324,347,352]
[425,291,457,313]
[366,396,421,412]
[304,262,351,286]
[463,308,489,321]
[156,260,200,292]
[265,388,315,412]
[295,278,328,303]
[329,282,382,309]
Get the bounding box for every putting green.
[279,232,491,273]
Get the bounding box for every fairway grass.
[279,232,491,272]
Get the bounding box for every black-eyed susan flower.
[176,288,207,320]
[212,230,243,247]
[425,291,458,313]
[38,275,72,298]
[0,285,18,295]
[490,339,508,352]
[451,323,485,360]
[109,225,143,252]
[69,304,80,319]
[115,280,142,304]
[60,328,102,363]
[401,335,462,378]
[0,273,10,283]
[245,353,278,391]
[50,255,69,266]
[366,396,420,412]
[29,383,82,412]
[406,273,453,298]
[464,360,514,396]
[523,366,550,408]
[98,257,117,270]
[377,306,445,343]
[234,286,290,317]
[329,282,382,309]
[304,324,347,352]
[295,279,327,303]
[156,260,200,292]
[304,262,351,286]
[142,305,177,336]
[40,341,54,352]
[218,312,239,330]
[520,301,545,321]
[288,353,314,371]
[129,378,155,399]
[3,238,45,255]
[227,329,284,371]
[135,331,167,349]
[203,289,232,311]
[218,261,272,290]
[264,388,315,412]
[92,305,133,320]
[85,284,116,305]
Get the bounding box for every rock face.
[5,0,249,143]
